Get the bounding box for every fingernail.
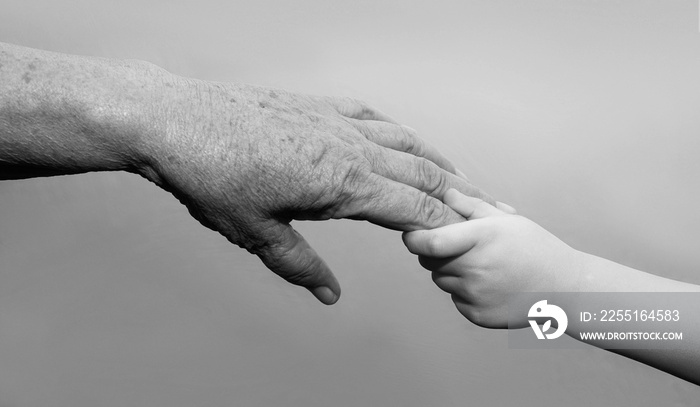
[456,169,470,181]
[311,286,338,305]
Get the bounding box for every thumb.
[254,221,341,305]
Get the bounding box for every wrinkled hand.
[140,78,494,304]
[403,189,580,327]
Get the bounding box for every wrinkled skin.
[140,77,495,304]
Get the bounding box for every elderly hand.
[0,42,495,305]
[140,77,495,304]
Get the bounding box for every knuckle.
[399,127,425,155]
[397,133,415,153]
[424,233,444,257]
[289,140,369,220]
[416,192,435,219]
[416,157,431,180]
[260,247,319,286]
[415,192,449,227]
[417,158,446,195]
[248,228,285,258]
[354,121,376,142]
[354,98,381,119]
[325,157,372,218]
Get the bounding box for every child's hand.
[402,189,583,328]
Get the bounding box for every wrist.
[130,74,253,190]
[84,59,175,176]
[564,249,597,292]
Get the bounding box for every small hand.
[403,189,581,327]
[141,77,495,304]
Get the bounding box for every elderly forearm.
[0,42,163,179]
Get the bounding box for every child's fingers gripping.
[402,220,483,258]
[443,188,504,219]
[430,272,465,294]
[417,255,464,276]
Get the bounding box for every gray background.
[2,0,700,405]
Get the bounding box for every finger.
[419,256,464,277]
[335,171,466,230]
[451,295,478,324]
[430,272,465,293]
[443,188,502,220]
[254,221,340,305]
[402,220,483,257]
[496,201,517,214]
[455,169,471,183]
[326,96,398,123]
[346,118,456,174]
[363,145,496,206]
